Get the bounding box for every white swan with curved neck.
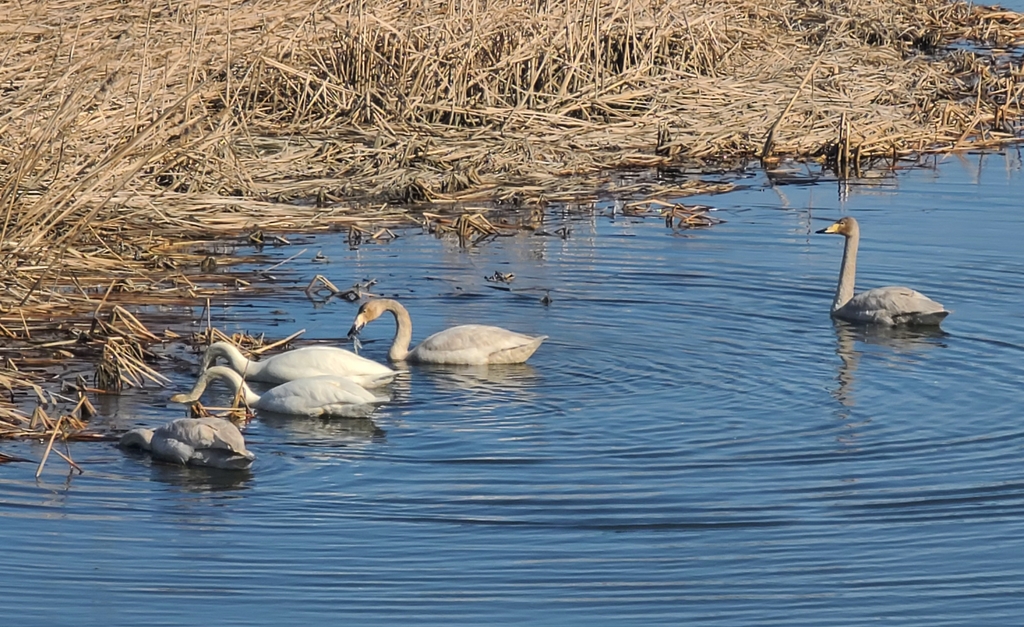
[170,366,388,418]
[817,217,949,326]
[348,298,547,364]
[201,341,395,388]
[119,417,255,470]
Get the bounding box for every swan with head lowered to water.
[119,417,255,470]
[817,217,949,326]
[201,341,395,388]
[170,366,389,418]
[348,298,547,365]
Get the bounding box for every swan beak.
[816,223,840,234]
[169,393,191,404]
[347,320,364,339]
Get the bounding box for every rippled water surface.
[3,152,1024,625]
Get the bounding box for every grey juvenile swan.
[119,417,255,470]
[348,298,547,365]
[817,217,949,326]
[170,366,388,418]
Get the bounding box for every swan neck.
[204,343,261,376]
[384,300,413,361]
[186,366,262,406]
[834,229,859,312]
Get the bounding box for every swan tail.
[492,335,547,364]
[358,372,398,388]
[893,310,949,326]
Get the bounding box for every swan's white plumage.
[349,299,546,364]
[171,366,388,418]
[119,417,255,469]
[411,324,547,365]
[202,342,394,387]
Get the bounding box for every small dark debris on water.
[661,204,724,229]
[304,275,378,302]
[312,250,329,264]
[541,292,552,306]
[485,271,515,283]
[535,225,571,239]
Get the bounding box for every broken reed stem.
[35,414,64,478]
[762,39,830,161]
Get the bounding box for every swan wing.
[837,286,948,325]
[256,346,394,383]
[411,325,547,364]
[256,376,387,417]
[156,418,242,451]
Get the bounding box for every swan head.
[348,299,388,338]
[119,428,155,451]
[816,216,859,237]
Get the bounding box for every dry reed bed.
[1,0,1022,320]
[1,0,1024,452]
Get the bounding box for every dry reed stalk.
[0,1,1019,273]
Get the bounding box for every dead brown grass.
[0,0,1021,306]
[0,0,1022,435]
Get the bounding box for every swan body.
[119,418,255,470]
[201,342,395,388]
[817,217,949,326]
[170,366,389,418]
[348,298,547,365]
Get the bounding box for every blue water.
[2,149,1023,625]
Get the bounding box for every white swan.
[119,417,255,470]
[201,341,395,388]
[817,217,949,326]
[170,366,388,418]
[347,298,547,364]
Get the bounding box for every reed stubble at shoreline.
[0,0,1023,440]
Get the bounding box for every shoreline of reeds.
[1,0,1023,455]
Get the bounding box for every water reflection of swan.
[201,341,395,388]
[416,363,539,391]
[147,463,253,492]
[817,217,949,326]
[170,366,389,418]
[832,322,948,408]
[119,417,255,470]
[257,411,386,443]
[348,298,547,364]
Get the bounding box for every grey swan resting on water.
[201,341,395,388]
[170,366,388,418]
[119,417,255,470]
[817,217,949,326]
[348,298,547,365]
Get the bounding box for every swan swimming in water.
[201,341,395,388]
[119,417,255,470]
[348,298,547,365]
[817,217,949,326]
[170,366,388,418]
